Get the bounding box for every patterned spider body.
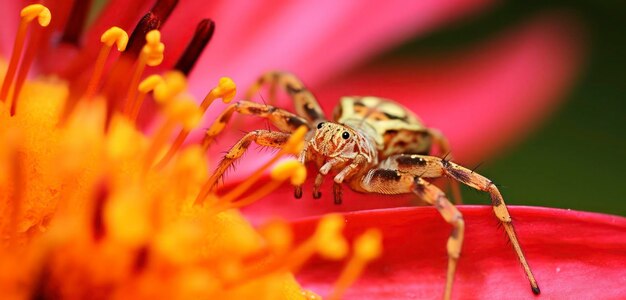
[205,71,539,300]
[333,96,432,158]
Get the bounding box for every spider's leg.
[381,154,540,295]
[427,128,463,205]
[246,71,326,122]
[354,170,463,300]
[208,130,291,190]
[203,100,310,149]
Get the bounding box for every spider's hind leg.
[427,128,463,205]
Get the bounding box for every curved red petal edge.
[289,206,626,299]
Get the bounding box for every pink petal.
[290,206,626,299]
[206,12,584,188]
[177,0,494,141]
[313,12,585,164]
[185,0,493,95]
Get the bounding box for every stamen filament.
[329,229,382,300]
[1,4,51,102]
[154,77,235,169]
[143,118,177,173]
[9,28,42,116]
[214,160,305,212]
[143,96,201,172]
[124,30,164,117]
[129,74,164,121]
[84,27,128,100]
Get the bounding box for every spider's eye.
[341,131,350,139]
[317,122,325,129]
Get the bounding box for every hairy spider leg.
[377,153,540,295]
[426,128,463,205]
[355,169,462,300]
[202,100,310,189]
[246,71,327,122]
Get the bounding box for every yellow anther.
[138,75,164,94]
[142,30,164,66]
[210,77,237,103]
[164,96,202,130]
[270,160,307,185]
[146,30,161,45]
[283,126,307,155]
[100,27,128,51]
[354,229,383,261]
[21,4,51,27]
[314,214,348,260]
[154,71,187,103]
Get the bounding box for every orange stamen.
[1,4,51,103]
[123,30,164,116]
[329,229,382,300]
[9,28,42,116]
[213,160,305,212]
[154,77,236,169]
[143,96,201,172]
[226,214,347,288]
[129,74,164,121]
[84,27,128,100]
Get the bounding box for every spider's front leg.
[353,170,463,300]
[208,130,293,189]
[203,100,310,148]
[202,100,311,188]
[319,155,369,204]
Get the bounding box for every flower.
[0,3,384,299]
[0,1,587,299]
[291,206,626,299]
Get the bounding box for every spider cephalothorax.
[203,71,540,300]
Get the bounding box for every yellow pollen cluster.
[0,4,383,300]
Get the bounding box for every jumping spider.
[204,71,539,299]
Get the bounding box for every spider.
[203,71,539,299]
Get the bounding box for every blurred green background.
[385,1,625,215]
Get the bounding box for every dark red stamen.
[60,0,94,45]
[174,19,215,75]
[124,0,179,58]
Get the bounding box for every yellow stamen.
[258,219,292,255]
[195,125,308,206]
[1,4,51,103]
[225,214,347,288]
[143,96,201,172]
[154,77,236,169]
[153,71,187,104]
[329,228,383,300]
[84,27,128,100]
[129,74,164,121]
[216,160,306,212]
[123,30,164,117]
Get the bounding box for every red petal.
[290,206,626,299]
[314,12,585,163]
